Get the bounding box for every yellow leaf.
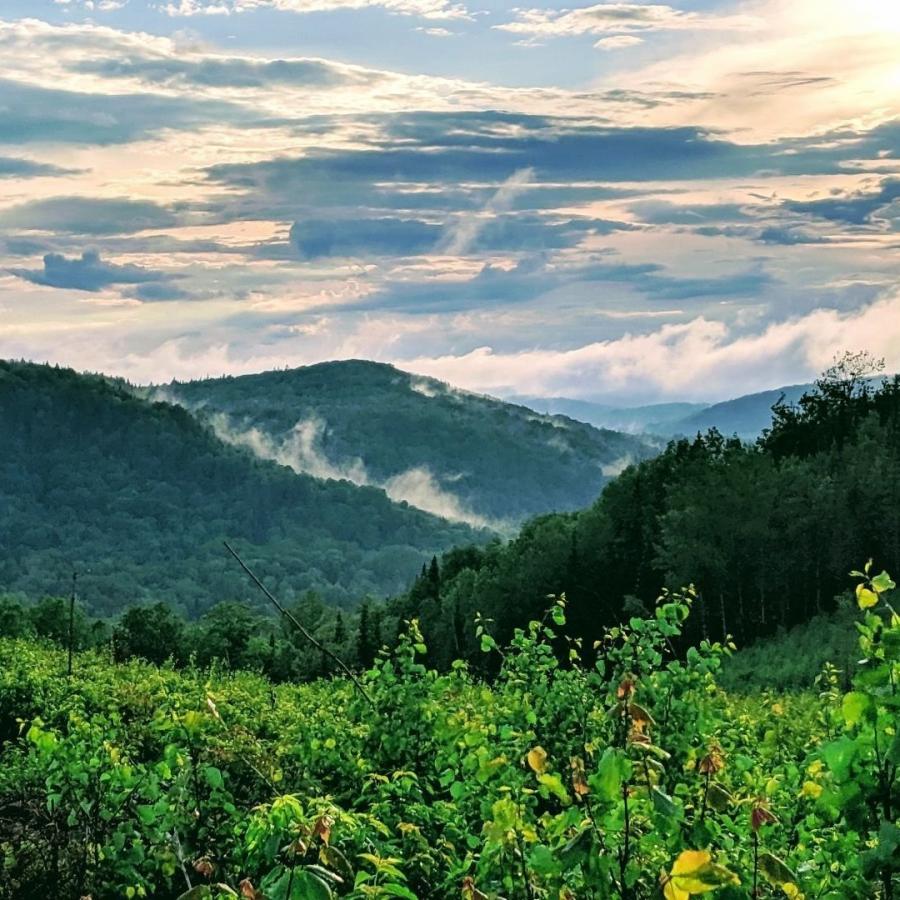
[801,781,822,799]
[856,584,879,609]
[666,850,740,895]
[782,884,804,899]
[662,878,690,900]
[672,850,712,877]
[527,746,548,774]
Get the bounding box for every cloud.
[161,0,471,20]
[439,167,534,255]
[595,35,644,50]
[496,3,759,41]
[71,54,374,89]
[203,114,900,218]
[9,250,172,292]
[785,179,900,228]
[0,76,268,145]
[0,157,76,178]
[0,197,178,236]
[326,253,772,316]
[290,217,441,259]
[400,291,900,403]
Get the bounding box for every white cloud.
[400,291,900,402]
[612,0,900,139]
[497,3,759,40]
[161,0,471,20]
[594,35,643,50]
[439,167,534,256]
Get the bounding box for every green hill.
[165,360,654,528]
[0,361,482,617]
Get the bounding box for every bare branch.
[223,541,375,708]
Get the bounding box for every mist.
[208,412,502,531]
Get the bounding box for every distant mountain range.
[515,382,821,441]
[660,384,813,440]
[164,361,656,530]
[511,396,709,436]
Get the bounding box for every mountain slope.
[662,384,811,440]
[0,361,482,616]
[165,361,655,527]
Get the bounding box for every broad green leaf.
[379,885,418,900]
[706,783,734,812]
[841,691,870,726]
[871,571,896,594]
[589,748,631,804]
[650,786,680,820]
[537,772,570,804]
[759,852,796,887]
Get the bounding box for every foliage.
[0,360,481,616]
[1,564,897,899]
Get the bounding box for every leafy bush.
[1,563,897,898]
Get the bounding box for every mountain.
[163,360,655,528]
[661,384,812,440]
[0,361,481,617]
[510,395,708,435]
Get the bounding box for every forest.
[0,360,480,616]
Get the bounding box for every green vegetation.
[0,361,481,617]
[719,607,860,693]
[167,361,653,525]
[386,355,900,672]
[1,564,898,899]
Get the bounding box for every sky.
[0,0,898,404]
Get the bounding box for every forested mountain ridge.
[661,382,812,439]
[0,360,483,616]
[386,360,900,669]
[164,360,655,528]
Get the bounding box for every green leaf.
[177,889,212,900]
[706,782,734,813]
[293,870,334,900]
[886,731,900,766]
[650,786,681,820]
[871,571,896,594]
[204,765,224,791]
[588,748,631,804]
[378,885,418,900]
[758,852,796,887]
[537,772,570,804]
[841,691,871,726]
